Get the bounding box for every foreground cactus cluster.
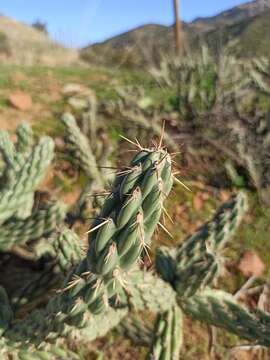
[0,119,270,359]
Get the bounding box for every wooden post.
[173,0,183,56]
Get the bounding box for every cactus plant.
[147,305,183,360]
[0,200,66,251]
[0,133,54,224]
[117,314,153,346]
[231,114,270,205]
[2,123,270,359]
[150,46,270,206]
[61,113,104,187]
[0,126,65,251]
[0,125,68,310]
[181,288,270,347]
[112,86,178,152]
[156,192,247,296]
[12,228,83,308]
[0,145,175,356]
[62,112,115,223]
[150,46,246,119]
[249,57,270,95]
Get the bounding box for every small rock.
[193,193,204,211]
[54,137,65,150]
[238,250,266,277]
[201,192,210,200]
[9,91,32,111]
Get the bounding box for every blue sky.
[0,0,249,47]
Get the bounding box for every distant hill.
[189,0,269,32]
[233,10,270,58]
[80,24,174,68]
[81,0,270,68]
[0,15,79,66]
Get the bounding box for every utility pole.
[173,0,183,56]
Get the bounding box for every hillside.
[189,0,269,32]
[0,15,79,66]
[80,24,174,68]
[0,0,269,68]
[234,10,270,58]
[81,0,270,68]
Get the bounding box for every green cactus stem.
[156,192,248,297]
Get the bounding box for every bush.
[32,20,48,34]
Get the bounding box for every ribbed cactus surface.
[62,112,104,186]
[4,269,175,346]
[0,136,54,224]
[0,200,66,251]
[117,315,153,346]
[84,147,173,311]
[0,147,174,349]
[156,192,247,297]
[12,229,83,307]
[0,337,80,360]
[147,305,183,360]
[182,289,270,347]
